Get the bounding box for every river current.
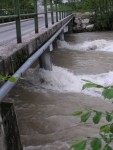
[6,32,113,149]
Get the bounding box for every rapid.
[6,32,113,149]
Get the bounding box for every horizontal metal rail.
[0,15,73,102]
[20,13,36,17]
[0,13,36,19]
[0,15,17,19]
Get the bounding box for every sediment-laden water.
[5,32,113,149]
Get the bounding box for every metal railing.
[0,0,73,44]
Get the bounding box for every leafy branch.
[71,80,113,150]
[82,79,113,100]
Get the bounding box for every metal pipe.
[0,15,73,102]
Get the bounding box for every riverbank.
[73,12,94,32]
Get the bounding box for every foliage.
[82,80,113,100]
[0,0,34,23]
[19,0,34,9]
[71,80,113,150]
[72,0,94,13]
[71,139,87,150]
[0,75,16,82]
[72,0,113,31]
[0,0,34,13]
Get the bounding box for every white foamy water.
[57,39,113,52]
[25,65,113,97]
[24,141,70,150]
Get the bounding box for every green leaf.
[100,134,111,144]
[93,111,102,124]
[109,134,113,139]
[0,75,3,80]
[4,75,9,80]
[82,79,103,90]
[72,111,83,116]
[103,145,113,150]
[82,82,103,90]
[8,77,16,82]
[71,139,87,150]
[110,124,113,133]
[106,112,113,122]
[100,125,110,133]
[102,88,113,99]
[81,112,91,122]
[91,138,102,150]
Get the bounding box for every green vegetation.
[73,0,113,30]
[91,0,113,30]
[72,0,94,13]
[71,80,113,150]
[0,0,34,17]
[0,75,16,82]
[0,0,34,23]
[19,0,34,9]
[0,0,34,9]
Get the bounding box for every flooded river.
[6,32,113,149]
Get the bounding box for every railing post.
[50,0,54,24]
[59,2,61,20]
[65,3,67,16]
[34,0,38,33]
[61,2,63,19]
[43,0,48,28]
[14,0,22,43]
[64,3,66,18]
[55,1,58,22]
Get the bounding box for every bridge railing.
[0,0,73,44]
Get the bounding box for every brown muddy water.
[3,32,113,149]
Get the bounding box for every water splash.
[24,141,70,150]
[57,39,113,52]
[25,65,113,97]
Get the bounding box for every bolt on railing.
[0,0,73,44]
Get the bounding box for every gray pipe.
[0,16,73,102]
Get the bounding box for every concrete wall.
[0,15,73,77]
